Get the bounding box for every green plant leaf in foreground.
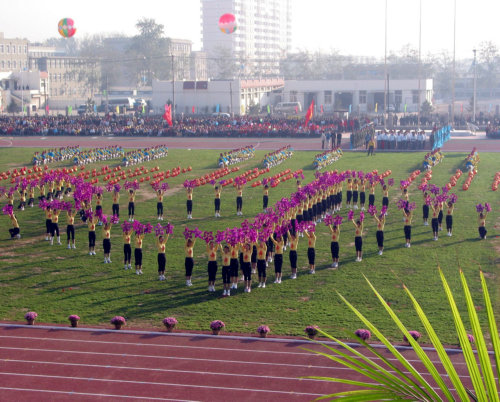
[303,269,499,401]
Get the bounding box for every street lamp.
[472,49,477,123]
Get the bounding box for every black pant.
[257,259,266,278]
[307,247,315,265]
[330,242,339,259]
[360,192,366,205]
[134,248,143,266]
[242,261,252,280]
[103,238,111,253]
[9,227,20,238]
[157,202,163,215]
[214,198,220,212]
[66,225,75,241]
[367,145,374,156]
[423,205,429,219]
[88,231,96,248]
[186,200,193,214]
[368,194,375,206]
[274,254,283,273]
[289,250,297,269]
[236,196,243,210]
[352,191,358,203]
[382,197,389,207]
[185,257,194,276]
[112,203,119,217]
[355,236,363,252]
[208,260,218,281]
[376,230,384,248]
[438,210,443,225]
[230,258,239,277]
[446,215,453,230]
[404,225,412,241]
[50,222,59,237]
[128,202,135,216]
[124,244,132,263]
[431,218,439,233]
[222,266,231,284]
[346,191,352,204]
[263,195,269,209]
[45,219,52,234]
[158,253,166,273]
[479,226,487,239]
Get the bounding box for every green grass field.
[0,147,498,344]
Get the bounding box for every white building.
[201,0,291,77]
[152,78,284,115]
[277,79,433,114]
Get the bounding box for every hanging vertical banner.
[460,104,463,113]
[68,105,72,114]
[267,105,271,114]
[489,104,492,113]
[45,104,50,114]
[163,104,173,126]
[216,104,220,113]
[404,104,407,113]
[192,106,195,114]
[116,105,120,114]
[320,104,324,114]
[348,104,352,113]
[304,99,314,126]
[375,103,378,113]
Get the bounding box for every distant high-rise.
[201,0,291,77]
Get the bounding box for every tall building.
[201,0,291,78]
[0,32,28,72]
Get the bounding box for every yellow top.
[222,250,231,266]
[305,231,316,248]
[288,232,299,250]
[113,192,120,203]
[102,227,111,239]
[207,244,218,261]
[157,237,168,253]
[186,188,193,201]
[45,209,52,220]
[52,210,60,224]
[242,245,253,262]
[66,211,75,225]
[157,192,163,202]
[135,234,145,249]
[87,217,98,231]
[263,188,269,196]
[404,212,412,225]
[271,237,284,255]
[353,221,363,237]
[123,232,132,244]
[374,216,385,231]
[128,191,135,202]
[330,226,340,241]
[447,205,454,215]
[214,188,221,199]
[230,244,239,259]
[257,242,267,260]
[185,240,195,257]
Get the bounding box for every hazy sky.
[0,0,495,59]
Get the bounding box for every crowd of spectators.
[0,114,367,139]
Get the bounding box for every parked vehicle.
[275,102,302,113]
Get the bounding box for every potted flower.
[403,330,421,344]
[257,325,270,338]
[304,325,319,339]
[68,314,80,328]
[354,328,371,342]
[110,316,126,330]
[210,320,225,335]
[25,311,38,325]
[163,317,178,332]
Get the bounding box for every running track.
[0,324,479,401]
[1,133,500,152]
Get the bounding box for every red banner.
[305,100,314,126]
[163,104,172,126]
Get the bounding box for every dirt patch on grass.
[299,296,310,302]
[32,267,43,273]
[0,251,17,257]
[0,259,17,265]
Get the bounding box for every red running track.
[1,133,500,152]
[0,324,477,401]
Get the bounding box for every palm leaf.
[459,269,499,400]
[315,389,410,401]
[337,291,439,400]
[480,270,500,381]
[403,282,469,400]
[439,267,487,401]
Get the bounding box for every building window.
[6,45,10,54]
[1,61,4,68]
[0,45,3,53]
[324,90,332,104]
[7,61,10,68]
[13,61,16,68]
[359,90,367,104]
[24,46,27,54]
[19,46,22,54]
[12,45,16,54]
[290,90,297,102]
[395,90,402,105]
[412,90,419,104]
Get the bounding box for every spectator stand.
[262,145,293,169]
[313,147,343,170]
[218,145,255,168]
[422,148,444,170]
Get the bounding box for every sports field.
[0,144,498,345]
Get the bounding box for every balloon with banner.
[219,13,237,34]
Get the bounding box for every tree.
[127,18,171,86]
[421,100,433,116]
[477,41,500,98]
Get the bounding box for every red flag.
[45,104,50,114]
[320,104,324,114]
[163,104,172,126]
[304,100,314,126]
[192,106,195,114]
